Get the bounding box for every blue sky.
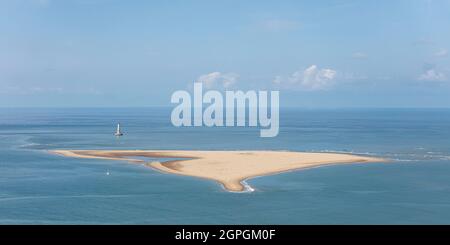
[1,0,450,107]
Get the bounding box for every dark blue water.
[1,108,450,224]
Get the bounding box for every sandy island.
[50,150,385,192]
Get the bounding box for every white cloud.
[352,52,367,59]
[290,65,337,90]
[434,49,448,57]
[196,72,239,89]
[273,65,338,90]
[418,69,447,82]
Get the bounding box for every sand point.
[51,150,385,192]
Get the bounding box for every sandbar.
[50,150,385,192]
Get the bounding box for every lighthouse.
[114,123,123,136]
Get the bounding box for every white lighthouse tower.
[114,123,123,136]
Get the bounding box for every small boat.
[114,123,123,136]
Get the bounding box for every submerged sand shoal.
[50,150,386,192]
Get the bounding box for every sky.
[1,0,450,108]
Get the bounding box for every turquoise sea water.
[1,108,450,224]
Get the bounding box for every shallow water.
[1,107,450,224]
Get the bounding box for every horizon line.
[1,106,450,110]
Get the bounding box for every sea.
[1,107,450,224]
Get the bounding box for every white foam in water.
[222,180,255,193]
[316,149,380,157]
[241,180,255,193]
[391,158,417,162]
[19,142,41,148]
[315,149,434,162]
